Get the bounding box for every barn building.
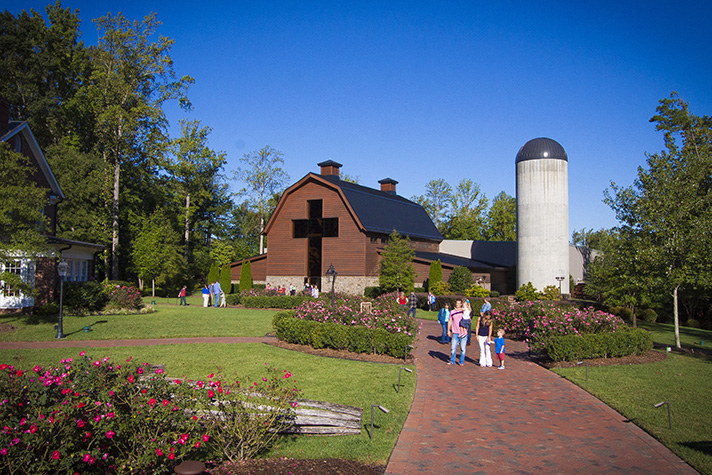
[230,161,513,294]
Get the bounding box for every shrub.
[219,263,232,294]
[64,281,109,315]
[428,260,443,291]
[429,280,451,296]
[640,308,658,323]
[364,286,382,299]
[618,307,633,320]
[448,266,473,293]
[0,353,300,473]
[239,260,252,292]
[465,284,489,298]
[515,282,539,302]
[241,295,310,309]
[539,285,561,301]
[546,326,653,361]
[686,318,700,328]
[105,284,143,311]
[34,302,59,316]
[489,290,500,298]
[226,294,241,306]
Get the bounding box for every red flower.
[51,450,60,460]
[202,434,209,442]
[208,390,215,398]
[156,449,163,456]
[168,453,175,460]
[105,431,115,439]
[128,375,134,383]
[148,398,157,406]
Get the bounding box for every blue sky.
[7,1,712,236]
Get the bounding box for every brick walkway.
[386,318,698,474]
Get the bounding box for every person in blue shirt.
[212,280,222,308]
[494,328,506,369]
[480,297,492,316]
[437,303,450,344]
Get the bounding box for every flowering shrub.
[492,301,625,350]
[0,353,300,474]
[105,284,143,310]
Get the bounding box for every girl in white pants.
[476,314,493,367]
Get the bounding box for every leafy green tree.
[0,145,49,296]
[605,93,712,346]
[130,210,181,296]
[483,191,516,241]
[379,230,415,292]
[239,260,252,292]
[234,146,289,254]
[81,12,193,280]
[442,179,488,240]
[207,262,219,285]
[428,259,443,291]
[411,179,452,233]
[219,263,232,295]
[167,119,227,262]
[448,266,473,293]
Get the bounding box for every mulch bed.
[0,323,16,333]
[207,458,385,475]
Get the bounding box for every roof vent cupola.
[317,160,342,178]
[378,177,398,195]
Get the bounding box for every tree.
[604,93,712,346]
[448,266,474,293]
[81,12,193,280]
[0,145,49,296]
[239,260,252,292]
[428,259,443,291]
[234,146,289,254]
[442,180,489,240]
[412,179,452,233]
[207,262,219,285]
[130,210,181,296]
[219,263,232,295]
[483,191,516,241]
[167,119,227,262]
[379,230,415,292]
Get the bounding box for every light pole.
[370,405,389,439]
[555,276,565,293]
[326,264,337,307]
[56,259,68,339]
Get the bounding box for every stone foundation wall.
[265,275,379,296]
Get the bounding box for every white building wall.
[516,159,570,294]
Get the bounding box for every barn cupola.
[378,178,398,195]
[317,160,342,178]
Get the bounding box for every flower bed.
[492,301,625,351]
[0,353,299,474]
[273,293,418,358]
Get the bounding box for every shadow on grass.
[63,320,108,337]
[679,441,712,456]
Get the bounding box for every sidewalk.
[386,318,698,474]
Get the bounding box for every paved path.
[386,318,698,474]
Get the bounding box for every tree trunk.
[259,215,265,254]
[137,276,144,291]
[184,193,190,261]
[111,160,120,280]
[631,305,637,328]
[673,285,681,348]
[152,278,155,298]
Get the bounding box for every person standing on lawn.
[201,284,210,307]
[407,291,418,318]
[178,286,188,306]
[212,280,222,308]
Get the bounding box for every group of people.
[199,281,226,308]
[265,283,298,295]
[437,297,505,369]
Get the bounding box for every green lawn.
[0,302,275,341]
[635,320,712,349]
[553,351,712,474]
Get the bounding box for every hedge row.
[225,295,310,308]
[272,311,414,358]
[545,327,653,362]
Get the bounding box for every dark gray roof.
[516,137,568,163]
[414,251,498,269]
[320,175,442,241]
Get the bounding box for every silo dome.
[516,137,568,163]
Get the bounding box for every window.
[292,218,338,238]
[2,260,22,297]
[323,217,338,237]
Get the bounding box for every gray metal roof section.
[320,175,442,241]
[413,250,499,269]
[515,137,568,163]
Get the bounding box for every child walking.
[494,328,506,369]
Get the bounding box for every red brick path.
[386,318,698,474]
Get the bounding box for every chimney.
[317,160,342,178]
[378,178,398,195]
[0,96,9,136]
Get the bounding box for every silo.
[516,137,569,295]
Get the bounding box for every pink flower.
[105,431,115,439]
[79,351,85,356]
[156,449,163,456]
[51,450,61,460]
[202,434,209,442]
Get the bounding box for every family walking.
[446,297,505,368]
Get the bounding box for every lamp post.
[325,264,337,307]
[555,276,565,292]
[370,404,389,439]
[56,259,68,339]
[397,367,412,393]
